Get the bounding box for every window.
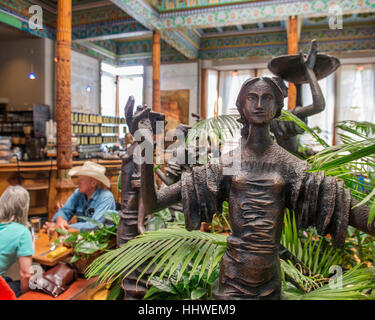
[118,75,144,119]
[100,72,116,117]
[100,63,144,137]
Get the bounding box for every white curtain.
[257,68,274,78]
[218,70,254,116]
[300,73,335,149]
[337,64,375,123]
[206,70,218,119]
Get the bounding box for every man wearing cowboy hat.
[45,161,116,232]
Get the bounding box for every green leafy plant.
[143,262,220,300]
[281,112,375,224]
[87,217,375,300]
[283,264,375,300]
[86,227,226,287]
[64,210,119,264]
[185,115,241,147]
[281,209,343,278]
[146,208,185,231]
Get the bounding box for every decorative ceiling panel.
[146,0,264,12]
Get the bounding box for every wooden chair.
[105,166,121,203]
[16,160,52,218]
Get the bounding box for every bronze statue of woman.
[138,54,374,300]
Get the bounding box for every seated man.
[45,161,116,232]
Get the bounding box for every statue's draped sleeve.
[181,161,224,231]
[286,161,351,249]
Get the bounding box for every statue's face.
[242,80,278,125]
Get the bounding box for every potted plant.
[60,210,119,276]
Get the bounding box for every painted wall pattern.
[92,39,118,54]
[72,5,132,26]
[199,25,375,60]
[161,29,199,58]
[158,0,375,29]
[72,19,148,40]
[72,42,116,65]
[117,39,189,65]
[111,0,159,30]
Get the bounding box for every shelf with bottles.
[72,124,101,135]
[78,136,103,145]
[72,125,119,135]
[102,136,119,144]
[101,126,119,134]
[71,112,125,125]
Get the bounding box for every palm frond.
[309,138,375,172]
[279,110,330,148]
[281,210,342,278]
[185,115,241,147]
[293,265,375,300]
[336,120,375,140]
[85,227,227,286]
[281,259,322,293]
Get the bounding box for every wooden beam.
[152,30,161,112]
[201,68,207,120]
[287,15,299,110]
[56,0,72,169]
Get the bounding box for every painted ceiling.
[1,0,375,65]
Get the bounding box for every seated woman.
[0,185,33,297]
[139,53,375,299]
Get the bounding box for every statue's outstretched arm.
[293,40,325,119]
[349,199,375,236]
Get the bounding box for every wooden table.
[20,230,107,300]
[32,230,73,266]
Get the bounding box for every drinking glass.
[30,217,41,239]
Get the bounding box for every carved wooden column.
[287,15,299,110]
[56,0,72,168]
[152,30,161,112]
[51,0,75,219]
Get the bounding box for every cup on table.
[30,217,41,239]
